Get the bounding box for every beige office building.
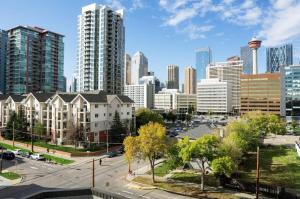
[240,73,281,115]
[184,66,196,94]
[167,65,179,89]
[207,60,243,113]
[125,54,131,85]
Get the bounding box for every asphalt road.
[0,155,193,199]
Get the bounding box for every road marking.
[122,190,134,195]
[139,195,150,199]
[30,166,38,170]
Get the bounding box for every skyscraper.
[75,3,125,94]
[0,30,7,94]
[125,54,131,85]
[195,47,211,81]
[167,65,179,89]
[131,51,148,85]
[6,26,64,94]
[240,46,253,74]
[266,44,293,73]
[184,66,196,94]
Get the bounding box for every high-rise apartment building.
[0,30,7,94]
[240,73,281,115]
[184,66,196,94]
[75,3,125,94]
[207,61,243,113]
[125,54,131,85]
[195,47,211,81]
[241,46,253,74]
[281,65,300,121]
[266,44,293,73]
[131,51,148,85]
[6,26,64,94]
[167,65,179,89]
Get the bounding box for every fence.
[220,176,300,199]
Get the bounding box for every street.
[0,155,193,199]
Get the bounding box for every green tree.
[291,120,298,132]
[266,114,286,135]
[211,156,236,177]
[16,107,28,139]
[33,122,45,140]
[123,136,139,173]
[111,111,126,143]
[188,106,194,114]
[166,111,177,123]
[219,137,243,164]
[135,108,164,131]
[5,112,17,139]
[138,122,167,183]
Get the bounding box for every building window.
[95,114,98,118]
[104,104,106,107]
[127,104,130,107]
[117,104,120,108]
[104,113,106,116]
[109,113,112,117]
[127,112,130,115]
[95,123,98,127]
[95,104,98,108]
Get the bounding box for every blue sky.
[1,0,300,87]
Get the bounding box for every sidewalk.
[0,170,22,188]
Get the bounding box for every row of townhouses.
[0,91,134,145]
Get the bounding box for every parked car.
[1,151,15,160]
[30,154,46,161]
[106,151,118,158]
[117,147,125,154]
[11,149,22,155]
[20,151,31,158]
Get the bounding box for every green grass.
[171,172,219,187]
[44,154,74,165]
[0,172,21,180]
[0,142,74,165]
[146,161,177,177]
[238,146,300,191]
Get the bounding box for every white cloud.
[182,23,214,40]
[272,0,295,10]
[104,0,125,10]
[129,0,145,11]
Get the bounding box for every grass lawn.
[0,172,21,180]
[44,154,74,165]
[238,145,300,191]
[171,172,219,187]
[133,176,237,199]
[146,161,178,177]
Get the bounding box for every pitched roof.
[116,95,134,103]
[80,91,107,103]
[10,95,26,102]
[32,92,54,102]
[58,94,77,102]
[0,94,9,101]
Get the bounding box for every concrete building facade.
[131,51,148,85]
[124,84,154,110]
[184,66,197,94]
[125,54,131,85]
[167,65,179,89]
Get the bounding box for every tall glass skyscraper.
[281,65,300,121]
[6,26,64,94]
[266,44,293,73]
[75,3,125,94]
[240,46,253,74]
[195,47,211,81]
[0,30,7,94]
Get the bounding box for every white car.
[11,149,22,155]
[30,154,46,161]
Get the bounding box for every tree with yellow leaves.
[124,136,139,173]
[138,122,167,183]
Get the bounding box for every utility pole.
[12,121,15,147]
[106,121,109,153]
[256,146,260,199]
[0,147,3,173]
[31,126,33,152]
[92,158,95,187]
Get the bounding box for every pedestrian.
[47,148,49,153]
[99,158,102,166]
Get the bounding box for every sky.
[1,0,300,88]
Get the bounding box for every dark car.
[106,151,118,158]
[1,151,15,160]
[117,147,125,154]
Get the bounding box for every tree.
[124,136,139,173]
[188,106,194,115]
[5,112,17,139]
[33,122,45,140]
[111,111,126,143]
[266,114,286,135]
[291,120,298,132]
[219,137,243,164]
[16,107,28,139]
[138,122,167,183]
[211,156,236,177]
[166,111,177,123]
[178,135,220,191]
[135,108,164,131]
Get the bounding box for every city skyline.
[2,1,300,87]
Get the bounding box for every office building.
[207,61,243,113]
[281,65,300,121]
[227,56,240,61]
[167,65,179,89]
[154,93,173,111]
[184,66,196,94]
[125,54,131,85]
[197,78,232,113]
[139,75,161,93]
[0,91,134,145]
[124,84,154,110]
[6,26,64,94]
[0,30,7,94]
[131,51,148,85]
[75,3,125,94]
[240,73,281,115]
[241,46,253,74]
[174,93,197,114]
[267,44,293,73]
[195,47,211,80]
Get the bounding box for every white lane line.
[122,190,134,195]
[139,195,150,199]
[30,166,38,170]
